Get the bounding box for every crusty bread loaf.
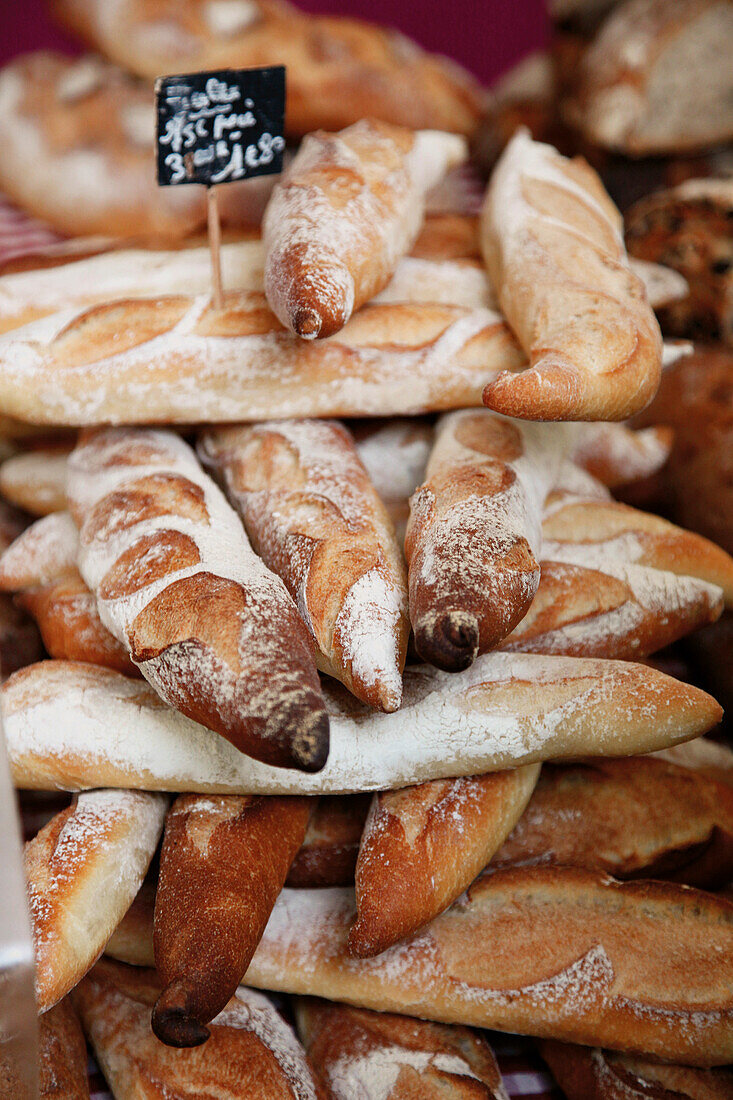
[199,420,409,711]
[405,408,572,670]
[539,1039,733,1099]
[349,764,540,957]
[72,959,327,1100]
[652,737,733,786]
[493,757,733,889]
[0,512,139,674]
[286,796,370,888]
[38,998,90,1100]
[25,788,166,1012]
[481,131,663,421]
[67,428,329,771]
[352,418,434,543]
[264,120,466,338]
[153,794,312,1046]
[52,0,484,137]
[570,423,673,489]
[576,0,733,155]
[626,180,733,347]
[295,997,509,1099]
[0,293,522,426]
[0,445,70,515]
[109,868,733,1064]
[7,653,720,794]
[0,53,272,240]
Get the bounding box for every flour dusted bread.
[0,293,522,426]
[8,653,721,795]
[576,0,733,155]
[153,794,311,1047]
[66,428,329,771]
[0,512,138,674]
[352,418,434,541]
[263,120,467,338]
[52,0,484,137]
[539,1040,733,1099]
[405,408,571,670]
[0,52,272,239]
[38,998,90,1099]
[0,445,70,515]
[349,765,540,957]
[295,998,509,1099]
[493,758,733,889]
[569,422,673,490]
[25,788,166,1012]
[286,796,370,888]
[200,420,409,711]
[481,131,663,421]
[72,959,327,1100]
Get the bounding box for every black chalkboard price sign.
[155,65,286,307]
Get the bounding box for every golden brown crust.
[481,131,663,421]
[72,959,328,1099]
[152,793,312,1046]
[67,428,329,771]
[25,789,166,1012]
[52,1,484,137]
[296,997,509,1099]
[539,1039,733,1099]
[263,121,466,337]
[200,420,409,711]
[349,764,540,958]
[38,998,91,1100]
[493,757,733,888]
[286,795,371,888]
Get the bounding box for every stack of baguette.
[0,2,731,1098]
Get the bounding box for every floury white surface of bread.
[25,788,167,1012]
[263,121,467,338]
[66,428,329,771]
[0,447,70,515]
[5,656,721,795]
[481,131,663,421]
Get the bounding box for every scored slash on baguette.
[5,655,722,795]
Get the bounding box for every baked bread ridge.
[25,787,167,1013]
[51,0,484,137]
[6,657,722,795]
[72,958,328,1100]
[577,0,733,155]
[349,764,541,958]
[199,419,409,712]
[37,998,90,1099]
[0,294,522,425]
[286,795,371,888]
[295,997,510,1099]
[152,793,312,1047]
[0,511,139,674]
[263,120,467,338]
[493,757,733,888]
[66,427,330,771]
[481,130,663,421]
[539,1039,733,1099]
[405,408,575,671]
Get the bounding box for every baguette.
[652,737,733,786]
[295,997,509,1099]
[67,428,329,771]
[576,0,733,156]
[286,796,371,888]
[349,764,541,957]
[72,959,327,1100]
[25,788,166,1012]
[493,757,733,888]
[0,294,522,426]
[352,418,434,542]
[52,1,484,137]
[263,120,466,338]
[0,512,138,675]
[199,420,409,711]
[7,653,720,794]
[405,408,572,670]
[152,794,312,1046]
[481,130,663,421]
[570,423,673,490]
[0,445,70,515]
[38,998,90,1100]
[539,1039,733,1099]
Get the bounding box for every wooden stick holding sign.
[155,66,286,309]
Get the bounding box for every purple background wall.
[0,1,550,85]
